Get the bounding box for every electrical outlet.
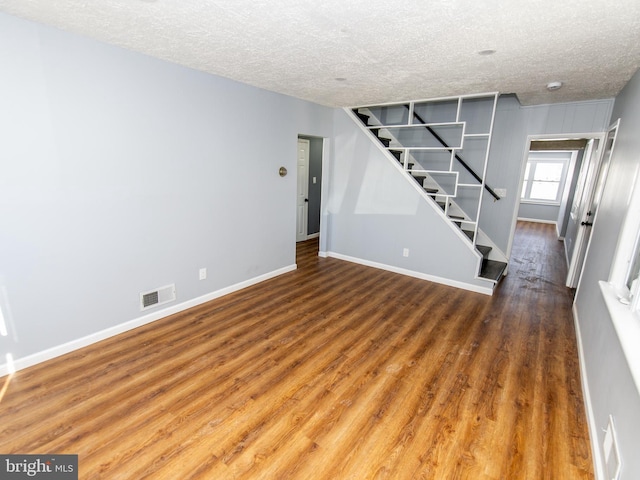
[403,248,409,257]
[199,268,207,280]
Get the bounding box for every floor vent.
[140,284,176,311]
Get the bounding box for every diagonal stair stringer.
[345,95,507,287]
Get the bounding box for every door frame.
[567,120,620,288]
[296,138,310,242]
[506,132,606,274]
[296,135,327,246]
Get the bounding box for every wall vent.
[140,284,176,311]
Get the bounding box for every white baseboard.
[324,251,493,295]
[0,264,297,377]
[572,303,605,480]
[517,217,557,225]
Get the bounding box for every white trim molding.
[572,303,605,480]
[517,217,557,225]
[323,251,493,295]
[0,265,297,377]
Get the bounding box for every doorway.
[296,135,323,244]
[511,128,616,289]
[296,138,310,242]
[565,121,619,288]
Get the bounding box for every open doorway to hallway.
[511,131,611,289]
[296,135,323,262]
[509,220,570,286]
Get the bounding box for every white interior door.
[566,121,619,287]
[296,138,310,242]
[563,139,596,265]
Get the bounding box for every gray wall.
[574,68,640,479]
[308,137,323,235]
[0,12,333,367]
[481,96,614,255]
[517,203,559,223]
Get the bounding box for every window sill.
[599,281,640,395]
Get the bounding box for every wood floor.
[0,222,593,479]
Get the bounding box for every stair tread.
[355,111,369,125]
[480,260,507,282]
[462,230,474,241]
[476,245,492,257]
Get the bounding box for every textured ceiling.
[1,0,639,107]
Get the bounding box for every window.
[603,119,640,308]
[521,154,570,204]
[611,176,640,310]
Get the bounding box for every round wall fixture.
[546,81,563,91]
[279,167,288,177]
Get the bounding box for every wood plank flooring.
[0,222,593,479]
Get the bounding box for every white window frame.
[520,152,571,205]
[626,230,640,312]
[609,163,640,310]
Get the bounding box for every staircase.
[352,93,507,285]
